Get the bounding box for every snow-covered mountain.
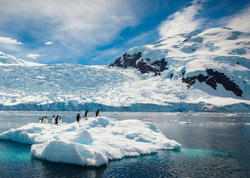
[109,27,250,111]
[0,51,41,66]
[0,27,249,112]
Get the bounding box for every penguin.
[76,113,81,123]
[95,109,100,117]
[84,110,88,118]
[55,115,59,125]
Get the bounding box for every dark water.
[0,111,250,178]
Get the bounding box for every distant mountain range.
[0,27,249,112]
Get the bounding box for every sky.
[0,0,250,65]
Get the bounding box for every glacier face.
[0,27,250,111]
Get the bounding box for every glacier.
[0,27,250,112]
[0,116,181,166]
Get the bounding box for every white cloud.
[0,36,23,51]
[0,37,23,45]
[158,1,204,38]
[0,0,155,64]
[26,53,40,59]
[0,0,141,53]
[226,6,250,32]
[45,41,53,45]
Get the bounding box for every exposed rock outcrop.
[182,69,243,96]
[109,52,168,75]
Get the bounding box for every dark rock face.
[109,52,168,75]
[109,52,142,69]
[182,69,243,96]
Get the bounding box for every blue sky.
[0,0,249,65]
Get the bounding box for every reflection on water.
[0,112,250,177]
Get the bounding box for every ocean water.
[0,111,250,177]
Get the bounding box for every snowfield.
[0,51,42,66]
[0,116,181,166]
[0,27,249,112]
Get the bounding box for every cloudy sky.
[0,0,249,64]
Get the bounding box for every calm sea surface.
[0,111,250,178]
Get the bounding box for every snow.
[0,51,42,66]
[0,62,249,111]
[0,27,249,111]
[0,116,181,166]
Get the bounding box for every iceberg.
[0,116,181,166]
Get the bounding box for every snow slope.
[109,27,250,111]
[124,28,250,89]
[0,51,41,66]
[0,116,180,166]
[0,27,249,111]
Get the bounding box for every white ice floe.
[0,116,181,166]
[178,121,192,125]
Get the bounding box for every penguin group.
[38,109,100,125]
[76,109,100,123]
[38,115,62,125]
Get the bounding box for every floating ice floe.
[178,121,192,125]
[0,116,181,166]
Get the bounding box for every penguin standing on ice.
[95,109,100,117]
[84,110,88,118]
[76,113,81,123]
[41,116,44,123]
[55,115,59,125]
